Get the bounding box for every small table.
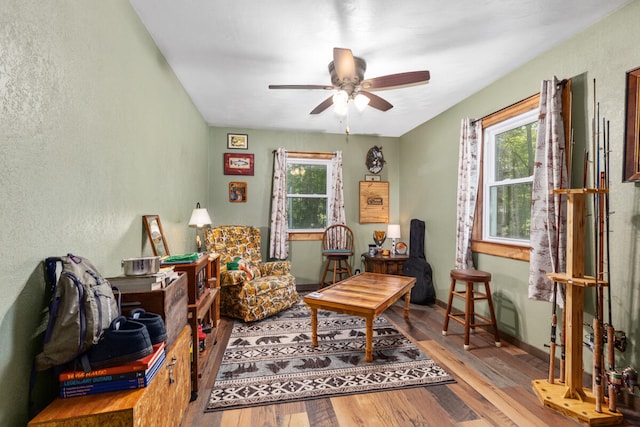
[303,272,416,362]
[362,253,409,275]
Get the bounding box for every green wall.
[1,2,210,425]
[208,128,400,285]
[400,0,640,372]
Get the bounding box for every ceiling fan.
[268,47,430,115]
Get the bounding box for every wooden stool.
[320,253,352,287]
[442,268,501,350]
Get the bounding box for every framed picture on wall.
[227,133,248,150]
[223,153,254,175]
[624,66,640,182]
[229,182,247,202]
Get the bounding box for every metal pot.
[121,256,161,276]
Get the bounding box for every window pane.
[488,183,532,240]
[287,164,327,194]
[287,197,327,229]
[494,122,537,181]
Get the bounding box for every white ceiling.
[129,0,630,137]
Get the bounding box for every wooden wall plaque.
[359,181,389,223]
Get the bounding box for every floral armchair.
[204,225,299,322]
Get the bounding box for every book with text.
[58,342,165,382]
[107,267,177,292]
[60,351,165,398]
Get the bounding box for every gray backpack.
[35,254,119,371]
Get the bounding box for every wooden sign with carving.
[359,181,389,223]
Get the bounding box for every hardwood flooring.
[181,300,640,426]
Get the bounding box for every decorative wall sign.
[229,181,247,202]
[227,133,248,150]
[359,181,389,223]
[624,67,640,182]
[224,153,254,175]
[365,174,381,182]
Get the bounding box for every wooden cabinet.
[118,272,188,349]
[362,253,409,275]
[29,326,192,427]
[169,253,220,397]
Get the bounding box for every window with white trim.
[286,158,332,232]
[482,108,538,245]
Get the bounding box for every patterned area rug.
[206,302,455,412]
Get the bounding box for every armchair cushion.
[205,225,299,322]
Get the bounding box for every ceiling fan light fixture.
[332,90,349,116]
[354,93,370,111]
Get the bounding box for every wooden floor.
[181,300,640,427]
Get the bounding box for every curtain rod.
[471,77,568,124]
[272,149,335,159]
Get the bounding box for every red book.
[58,342,165,381]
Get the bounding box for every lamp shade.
[387,224,401,239]
[188,202,212,227]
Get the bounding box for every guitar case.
[402,219,435,305]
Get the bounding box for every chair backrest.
[322,224,354,253]
[204,225,262,265]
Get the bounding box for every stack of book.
[59,343,166,398]
[108,267,179,292]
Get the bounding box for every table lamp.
[387,224,401,255]
[188,202,212,252]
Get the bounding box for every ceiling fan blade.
[361,71,430,91]
[269,84,333,90]
[360,91,393,111]
[333,47,355,81]
[310,96,334,115]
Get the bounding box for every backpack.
[35,254,119,371]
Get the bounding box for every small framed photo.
[229,182,247,203]
[224,153,254,175]
[227,133,248,150]
[365,174,381,182]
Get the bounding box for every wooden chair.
[320,224,354,287]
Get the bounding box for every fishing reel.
[583,324,626,352]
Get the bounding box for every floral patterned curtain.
[455,118,482,269]
[528,77,567,306]
[269,148,289,259]
[328,151,345,226]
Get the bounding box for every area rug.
[206,301,455,412]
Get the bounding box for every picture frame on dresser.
[143,215,170,257]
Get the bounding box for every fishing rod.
[592,79,603,412]
[547,148,565,384]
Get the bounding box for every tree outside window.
[286,158,331,231]
[483,109,538,244]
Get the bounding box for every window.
[472,93,541,261]
[482,108,538,245]
[472,84,571,261]
[286,157,332,232]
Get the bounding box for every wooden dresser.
[28,325,191,427]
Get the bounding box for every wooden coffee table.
[303,272,416,362]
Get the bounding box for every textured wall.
[0,2,209,424]
[400,0,640,371]
[209,127,401,285]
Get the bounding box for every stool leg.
[442,277,456,335]
[485,281,501,347]
[320,260,330,288]
[464,282,472,350]
[331,260,338,284]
